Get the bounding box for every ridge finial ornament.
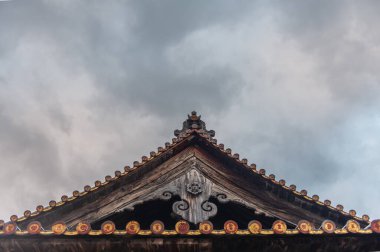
[174,111,215,138]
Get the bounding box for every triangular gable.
[1,112,378,238]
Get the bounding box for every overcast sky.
[0,1,379,222]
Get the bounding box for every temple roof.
[1,112,378,238]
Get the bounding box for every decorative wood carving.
[171,166,216,224]
[116,157,261,224]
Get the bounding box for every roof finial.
[174,111,215,138]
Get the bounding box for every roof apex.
[174,111,215,139]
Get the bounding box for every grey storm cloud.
[0,0,380,221]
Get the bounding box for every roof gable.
[3,112,371,231]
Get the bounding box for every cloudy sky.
[0,0,380,222]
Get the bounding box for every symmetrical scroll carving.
[116,157,263,224]
[171,165,216,224]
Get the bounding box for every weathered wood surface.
[1,235,379,252]
[19,146,196,228]
[62,147,198,227]
[193,148,325,227]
